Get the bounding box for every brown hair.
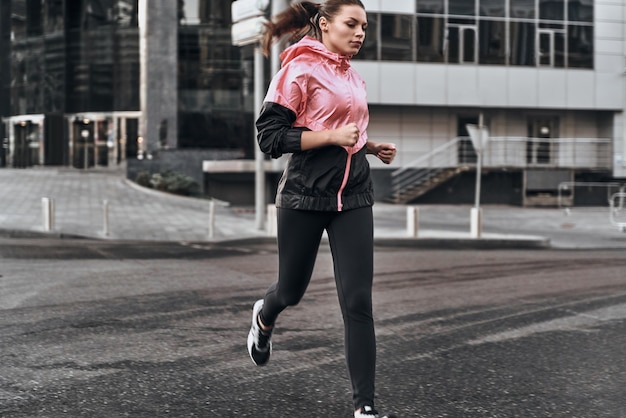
[261,0,365,56]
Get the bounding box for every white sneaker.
[247,299,272,366]
[355,405,397,418]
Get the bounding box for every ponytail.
[261,1,321,56]
[261,0,366,57]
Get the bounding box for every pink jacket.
[258,36,373,211]
[264,36,370,153]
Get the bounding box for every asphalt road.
[1,237,626,417]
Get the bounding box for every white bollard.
[267,204,277,236]
[208,200,216,239]
[406,206,419,238]
[102,200,109,237]
[42,197,54,232]
[470,207,482,238]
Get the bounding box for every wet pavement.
[1,239,625,417]
[2,167,626,417]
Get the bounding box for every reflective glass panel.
[510,0,535,19]
[381,14,413,61]
[554,31,565,67]
[509,21,535,66]
[43,0,64,33]
[568,25,593,68]
[479,20,505,64]
[568,0,593,22]
[416,16,445,62]
[179,0,230,26]
[416,0,444,14]
[479,0,505,17]
[449,0,476,16]
[539,0,564,21]
[115,0,138,27]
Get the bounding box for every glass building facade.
[1,0,623,205]
[178,0,254,156]
[1,0,252,170]
[355,0,593,68]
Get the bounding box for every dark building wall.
[0,1,11,118]
[413,170,525,206]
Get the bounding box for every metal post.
[254,44,265,230]
[266,204,277,236]
[407,206,420,238]
[208,200,216,239]
[470,114,484,238]
[102,200,109,237]
[42,197,54,232]
[474,113,484,210]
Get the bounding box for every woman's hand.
[300,123,360,150]
[332,123,360,147]
[367,141,397,164]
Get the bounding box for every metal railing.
[557,182,625,210]
[391,136,613,201]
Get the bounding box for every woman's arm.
[301,123,361,150]
[366,141,397,164]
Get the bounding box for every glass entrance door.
[527,118,558,165]
[72,119,95,169]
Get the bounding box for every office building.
[1,0,624,206]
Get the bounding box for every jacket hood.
[280,36,351,70]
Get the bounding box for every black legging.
[260,206,376,411]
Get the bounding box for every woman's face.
[320,5,367,56]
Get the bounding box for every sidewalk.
[1,167,624,249]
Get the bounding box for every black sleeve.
[255,102,305,159]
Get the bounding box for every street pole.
[231,0,274,231]
[474,113,484,210]
[254,44,265,231]
[469,113,485,238]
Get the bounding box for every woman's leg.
[260,208,328,326]
[326,206,376,411]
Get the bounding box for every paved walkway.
[1,167,624,248]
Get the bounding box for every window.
[510,21,535,66]
[43,0,64,33]
[568,25,593,68]
[416,0,444,14]
[479,19,505,65]
[509,0,535,19]
[115,0,138,27]
[447,24,477,64]
[381,14,413,61]
[539,0,565,21]
[537,29,565,67]
[417,16,445,62]
[480,0,505,17]
[449,0,476,16]
[362,1,593,69]
[179,0,231,26]
[568,0,593,22]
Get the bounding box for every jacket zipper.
[337,68,356,212]
[336,150,353,211]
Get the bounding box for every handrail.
[392,137,461,177]
[394,136,612,173]
[557,182,624,209]
[389,136,613,203]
